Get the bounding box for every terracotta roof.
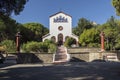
[49,11,72,18]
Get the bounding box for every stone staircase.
[103,53,119,62]
[4,54,17,64]
[53,46,70,63]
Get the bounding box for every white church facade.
[42,11,78,45]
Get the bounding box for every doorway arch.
[51,36,56,42]
[58,33,63,46]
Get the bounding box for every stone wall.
[103,52,120,61]
[17,53,53,64]
[69,52,89,62]
[68,47,100,53]
[10,49,120,64]
[117,52,120,60]
[34,53,53,63]
[15,52,90,63]
[89,52,103,62]
[68,48,101,62]
[69,52,104,62]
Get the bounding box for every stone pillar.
[100,32,105,51]
[16,32,21,53]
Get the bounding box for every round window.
[58,26,63,31]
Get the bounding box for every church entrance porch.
[58,33,63,46]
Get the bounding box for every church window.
[53,16,68,23]
[51,36,56,42]
[54,18,56,22]
[65,18,68,22]
[58,26,63,31]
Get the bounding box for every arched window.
[51,36,56,42]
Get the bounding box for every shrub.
[43,39,56,52]
[39,42,49,52]
[22,41,56,53]
[49,44,56,53]
[22,41,41,53]
[64,37,76,47]
[0,40,16,53]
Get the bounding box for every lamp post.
[100,32,105,52]
[16,32,21,53]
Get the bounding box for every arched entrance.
[58,33,63,46]
[51,36,56,42]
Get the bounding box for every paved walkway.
[0,62,120,80]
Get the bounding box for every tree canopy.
[79,28,100,47]
[72,16,120,50]
[0,0,28,16]
[73,18,95,36]
[0,16,49,43]
[112,0,120,16]
[0,15,18,41]
[20,23,49,42]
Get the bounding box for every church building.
[42,11,78,45]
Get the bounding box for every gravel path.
[0,62,120,80]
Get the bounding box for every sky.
[12,0,120,28]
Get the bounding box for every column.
[16,32,21,53]
[100,32,105,51]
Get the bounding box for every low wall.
[68,48,102,62]
[68,47,100,53]
[69,52,89,62]
[117,52,120,60]
[17,52,90,63]
[9,49,120,64]
[89,52,103,62]
[69,52,105,62]
[68,48,120,62]
[17,53,53,64]
[35,53,53,63]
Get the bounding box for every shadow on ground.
[0,62,120,80]
[70,57,86,62]
[92,59,106,62]
[0,64,16,68]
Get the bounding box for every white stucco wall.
[49,12,72,42]
[43,12,78,43]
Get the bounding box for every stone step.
[53,46,70,63]
[104,54,118,62]
[54,54,67,61]
[57,50,65,53]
